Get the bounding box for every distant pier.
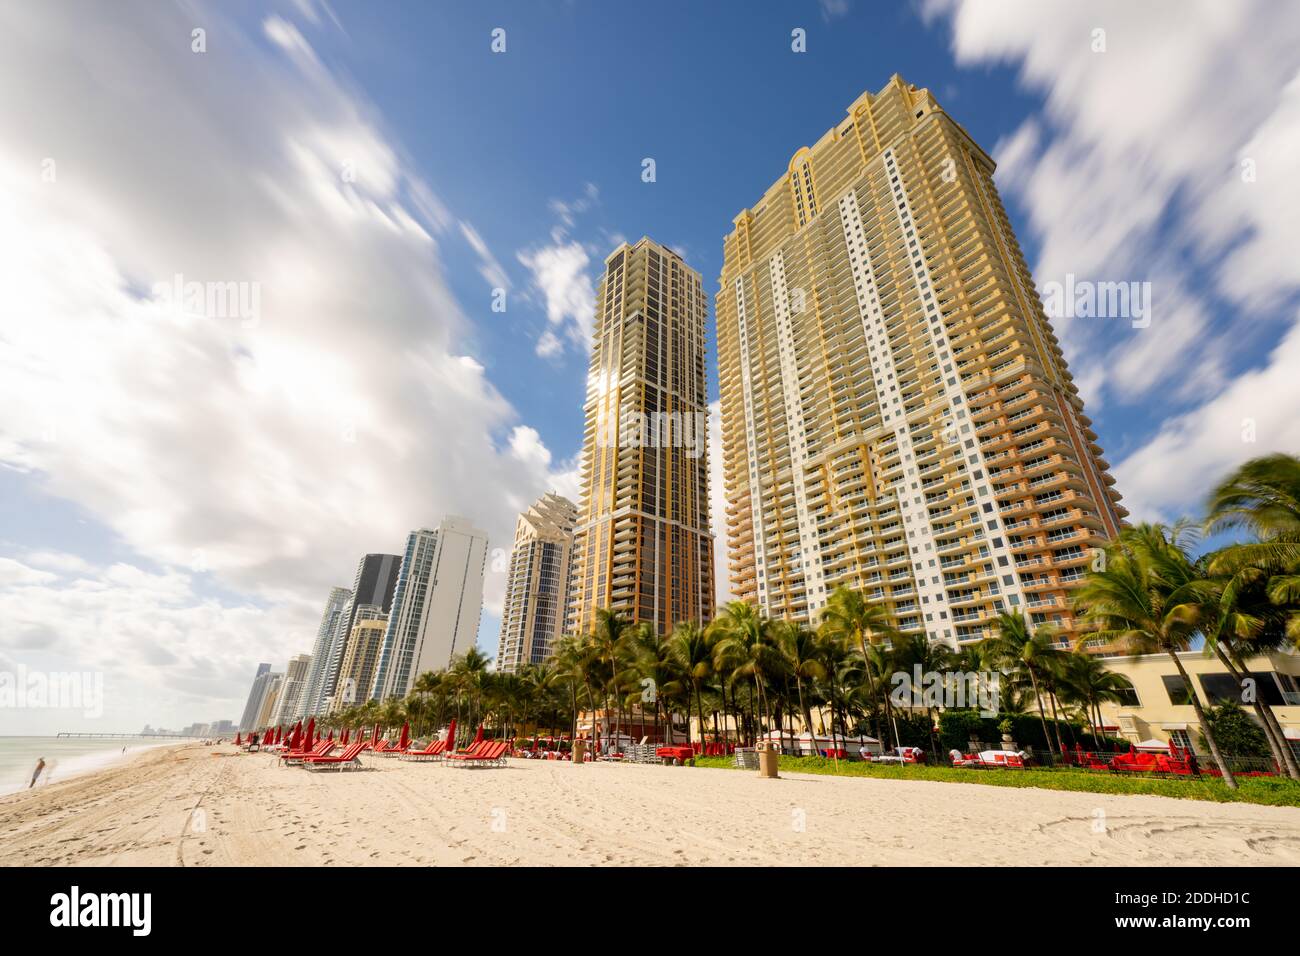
[53,738,208,743]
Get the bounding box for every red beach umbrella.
[304,717,316,749]
[234,732,242,746]
[445,719,457,749]
[328,729,335,741]
[372,722,382,746]
[291,720,302,750]
[472,724,484,745]
[341,729,349,745]
[398,722,410,750]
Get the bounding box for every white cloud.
[0,2,576,720]
[819,0,851,21]
[1115,314,1300,522]
[925,0,1300,518]
[458,220,510,291]
[517,240,596,358]
[0,550,309,734]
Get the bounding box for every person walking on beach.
[29,758,46,789]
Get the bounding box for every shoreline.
[2,743,1299,866]
[0,739,184,798]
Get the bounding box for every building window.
[1161,675,1193,706]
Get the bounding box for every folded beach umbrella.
[234,732,242,746]
[305,716,316,747]
[328,729,335,741]
[398,722,410,750]
[372,722,382,745]
[291,720,302,750]
[341,728,350,745]
[445,719,457,749]
[473,724,484,745]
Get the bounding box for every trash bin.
[756,740,779,778]
[572,739,585,764]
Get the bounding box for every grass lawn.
[689,754,1300,808]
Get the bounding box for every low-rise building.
[1096,649,1300,758]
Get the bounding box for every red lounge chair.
[656,745,695,766]
[448,740,489,758]
[400,740,448,762]
[445,741,508,768]
[300,741,367,772]
[278,740,334,766]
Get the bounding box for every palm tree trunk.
[1169,650,1237,789]
[1046,685,1066,753]
[1028,669,1056,754]
[1216,646,1300,779]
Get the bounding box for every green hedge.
[936,709,1128,753]
[688,754,1300,808]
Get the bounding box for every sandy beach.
[2,743,1299,866]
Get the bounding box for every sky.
[1,0,1298,734]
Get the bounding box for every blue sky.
[2,0,1298,733]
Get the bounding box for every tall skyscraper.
[716,75,1125,648]
[566,238,714,637]
[330,607,388,713]
[237,663,274,731]
[271,653,312,725]
[370,516,489,700]
[319,553,401,709]
[254,673,283,729]
[298,586,352,717]
[496,492,577,673]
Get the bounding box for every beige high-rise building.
[331,607,388,713]
[271,653,313,725]
[254,673,283,730]
[496,493,577,674]
[567,237,714,637]
[716,75,1125,648]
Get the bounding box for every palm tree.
[1058,651,1131,749]
[820,586,900,747]
[816,631,855,753]
[1205,453,1300,777]
[669,621,713,748]
[772,620,826,748]
[591,609,632,747]
[710,601,779,743]
[981,611,1063,754]
[892,632,954,756]
[551,634,591,741]
[1190,560,1300,778]
[1073,523,1237,788]
[1206,453,1300,600]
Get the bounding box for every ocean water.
[0,736,176,796]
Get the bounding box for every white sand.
[1,743,1298,866]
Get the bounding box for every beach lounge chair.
[443,740,489,760]
[399,740,448,762]
[445,740,508,768]
[278,740,334,766]
[300,741,366,772]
